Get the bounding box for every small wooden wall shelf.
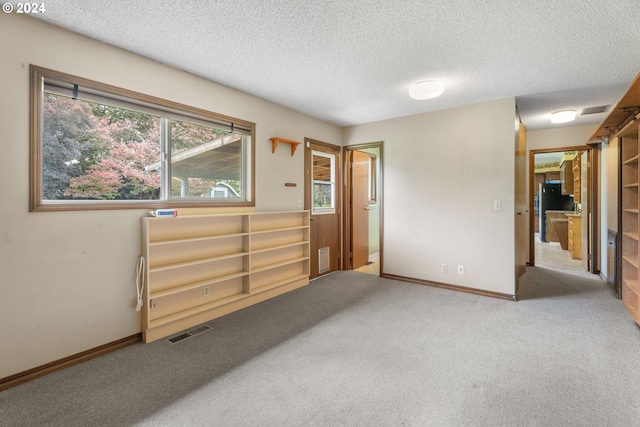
[270,137,301,156]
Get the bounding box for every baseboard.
[0,333,142,392]
[382,273,517,301]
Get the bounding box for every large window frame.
[29,65,256,212]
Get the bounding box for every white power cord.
[135,255,146,312]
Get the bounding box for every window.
[30,66,255,211]
[312,150,336,214]
[368,154,377,203]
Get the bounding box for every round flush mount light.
[550,109,576,124]
[409,80,445,100]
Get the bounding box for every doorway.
[529,146,598,276]
[304,138,342,279]
[344,143,383,276]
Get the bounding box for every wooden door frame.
[528,144,599,274]
[343,142,384,274]
[304,137,343,275]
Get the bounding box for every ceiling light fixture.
[409,80,444,100]
[550,109,576,124]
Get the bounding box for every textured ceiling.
[26,0,640,130]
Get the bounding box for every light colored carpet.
[1,267,639,426]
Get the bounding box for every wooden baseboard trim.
[0,333,142,392]
[382,273,517,301]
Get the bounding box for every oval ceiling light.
[550,109,576,124]
[409,80,444,100]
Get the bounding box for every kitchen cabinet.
[545,210,572,243]
[566,214,582,260]
[561,161,574,195]
[572,153,582,203]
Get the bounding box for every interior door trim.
[343,142,384,274]
[528,145,596,272]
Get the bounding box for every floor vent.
[168,333,191,344]
[319,247,330,274]
[168,325,211,344]
[188,325,211,336]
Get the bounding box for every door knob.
[364,206,371,211]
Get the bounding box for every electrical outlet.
[203,286,209,297]
[457,265,464,275]
[297,200,303,208]
[441,264,448,273]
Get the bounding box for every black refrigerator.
[538,183,574,242]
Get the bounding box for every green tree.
[64,112,161,200]
[42,94,107,199]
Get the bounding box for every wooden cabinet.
[566,214,582,260]
[572,153,582,203]
[621,131,639,323]
[561,161,574,195]
[545,171,561,182]
[141,211,310,342]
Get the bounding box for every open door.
[344,143,383,274]
[305,138,341,279]
[515,122,527,289]
[351,150,371,270]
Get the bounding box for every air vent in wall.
[319,247,330,274]
[581,105,609,115]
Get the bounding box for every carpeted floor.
[1,267,639,426]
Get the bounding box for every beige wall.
[526,125,597,152]
[0,14,341,378]
[343,98,518,295]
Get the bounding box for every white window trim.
[312,150,336,215]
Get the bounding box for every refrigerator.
[538,182,574,242]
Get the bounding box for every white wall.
[343,98,518,295]
[0,14,341,378]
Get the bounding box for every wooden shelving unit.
[141,211,310,342]
[588,72,640,325]
[621,131,640,323]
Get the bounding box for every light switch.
[493,200,502,211]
